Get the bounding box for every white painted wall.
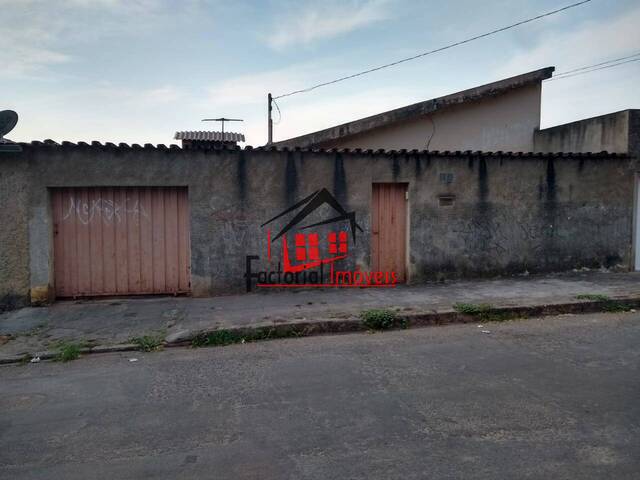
[325,84,542,152]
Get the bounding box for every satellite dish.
[0,110,18,137]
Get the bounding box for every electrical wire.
[272,97,282,124]
[546,57,640,81]
[273,0,592,99]
[552,52,640,77]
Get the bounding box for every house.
[274,68,640,161]
[275,67,554,152]
[1,73,638,310]
[0,142,635,310]
[534,109,640,157]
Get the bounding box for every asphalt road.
[1,312,639,479]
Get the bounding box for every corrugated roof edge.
[13,140,629,158]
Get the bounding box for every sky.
[2,0,639,146]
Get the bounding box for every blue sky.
[2,0,639,146]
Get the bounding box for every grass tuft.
[130,334,165,352]
[575,293,610,302]
[360,309,407,330]
[453,303,493,315]
[453,303,519,322]
[575,294,631,313]
[55,343,82,362]
[192,326,305,348]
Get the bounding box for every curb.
[2,297,639,365]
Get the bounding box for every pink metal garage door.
[52,187,191,297]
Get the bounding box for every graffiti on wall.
[62,196,149,225]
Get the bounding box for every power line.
[273,0,593,100]
[272,98,282,124]
[546,56,640,81]
[553,52,640,76]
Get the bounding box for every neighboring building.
[175,130,245,149]
[275,67,554,152]
[0,142,636,310]
[534,109,640,157]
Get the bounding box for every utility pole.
[267,93,273,144]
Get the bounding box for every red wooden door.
[52,187,190,297]
[371,183,407,282]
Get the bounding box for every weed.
[575,294,631,313]
[55,343,82,362]
[360,309,406,330]
[191,326,305,348]
[453,303,493,315]
[130,334,164,352]
[19,354,33,364]
[602,300,632,313]
[453,303,519,322]
[575,293,610,302]
[193,330,244,347]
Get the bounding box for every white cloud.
[493,4,640,127]
[496,5,640,78]
[266,0,392,50]
[139,86,185,106]
[0,0,202,78]
[206,63,330,106]
[2,46,72,78]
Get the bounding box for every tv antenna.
[201,117,243,136]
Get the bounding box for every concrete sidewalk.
[2,271,640,362]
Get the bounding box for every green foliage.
[55,343,82,362]
[130,334,164,352]
[601,300,632,313]
[360,309,406,330]
[453,303,493,315]
[19,354,33,364]
[193,329,244,347]
[453,303,518,322]
[191,326,304,348]
[575,294,631,312]
[575,293,610,301]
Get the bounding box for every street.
[1,312,639,479]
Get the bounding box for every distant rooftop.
[0,137,22,152]
[274,66,555,148]
[174,131,245,143]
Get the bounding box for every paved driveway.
[1,312,639,479]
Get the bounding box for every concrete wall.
[320,85,542,152]
[627,110,640,158]
[0,154,30,311]
[534,110,633,154]
[0,143,634,308]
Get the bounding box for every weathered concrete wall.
[0,153,30,311]
[535,110,633,154]
[628,110,640,158]
[0,143,634,303]
[317,85,542,153]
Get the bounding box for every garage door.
[52,187,190,297]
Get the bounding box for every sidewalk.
[2,271,640,362]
